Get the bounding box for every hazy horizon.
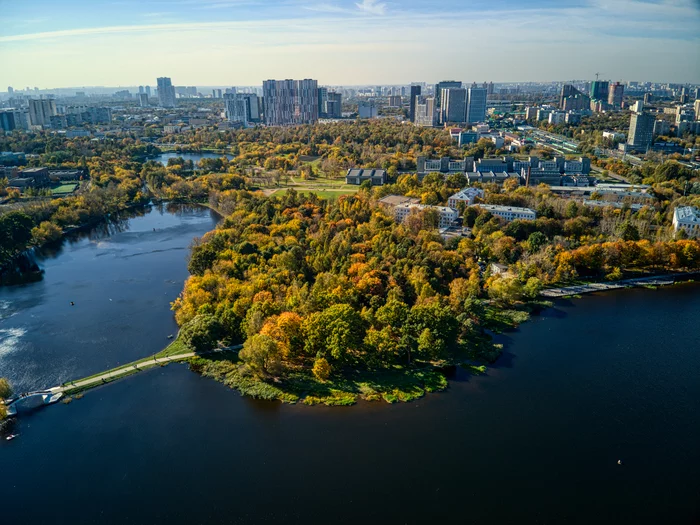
[1,0,700,88]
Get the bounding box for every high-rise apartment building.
[317,87,328,117]
[466,87,487,124]
[409,85,421,122]
[28,99,57,127]
[0,110,17,132]
[441,88,467,124]
[224,93,261,126]
[608,82,624,108]
[157,77,176,108]
[224,93,249,126]
[434,80,461,107]
[358,101,378,119]
[326,92,342,118]
[627,112,655,151]
[138,86,145,94]
[138,93,149,107]
[414,96,437,127]
[212,89,222,99]
[590,80,609,101]
[145,86,151,97]
[560,84,579,107]
[262,79,318,126]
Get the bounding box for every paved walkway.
[56,353,196,393]
[540,273,691,298]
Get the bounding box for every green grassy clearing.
[52,183,78,195]
[188,353,449,406]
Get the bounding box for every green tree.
[180,314,222,352]
[240,334,282,377]
[527,231,547,253]
[303,304,365,362]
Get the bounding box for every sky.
[0,0,699,89]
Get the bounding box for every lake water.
[154,152,234,166]
[0,204,220,392]
[1,204,699,524]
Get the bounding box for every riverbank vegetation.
[0,378,12,420]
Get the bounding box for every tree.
[303,304,365,362]
[31,221,62,245]
[240,334,282,377]
[0,377,12,399]
[488,276,525,306]
[617,221,640,242]
[180,314,222,352]
[312,357,332,381]
[527,231,547,253]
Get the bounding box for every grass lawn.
[271,186,359,200]
[52,183,78,195]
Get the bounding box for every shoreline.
[5,272,699,414]
[540,271,700,298]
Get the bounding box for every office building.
[447,188,484,209]
[627,112,655,151]
[441,88,467,124]
[28,99,57,127]
[608,82,624,108]
[471,204,536,222]
[157,77,176,108]
[358,101,378,118]
[138,93,149,107]
[409,85,421,122]
[434,81,461,107]
[326,92,342,118]
[262,79,318,126]
[394,203,458,229]
[466,87,487,124]
[673,206,700,238]
[414,96,437,127]
[590,80,609,101]
[345,168,386,186]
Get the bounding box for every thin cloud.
[355,0,386,15]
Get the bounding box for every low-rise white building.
[448,188,485,210]
[673,206,700,238]
[472,204,536,222]
[394,203,459,229]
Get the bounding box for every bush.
[312,357,331,381]
[180,314,222,352]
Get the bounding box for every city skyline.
[1,0,699,88]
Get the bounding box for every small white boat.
[6,434,18,441]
